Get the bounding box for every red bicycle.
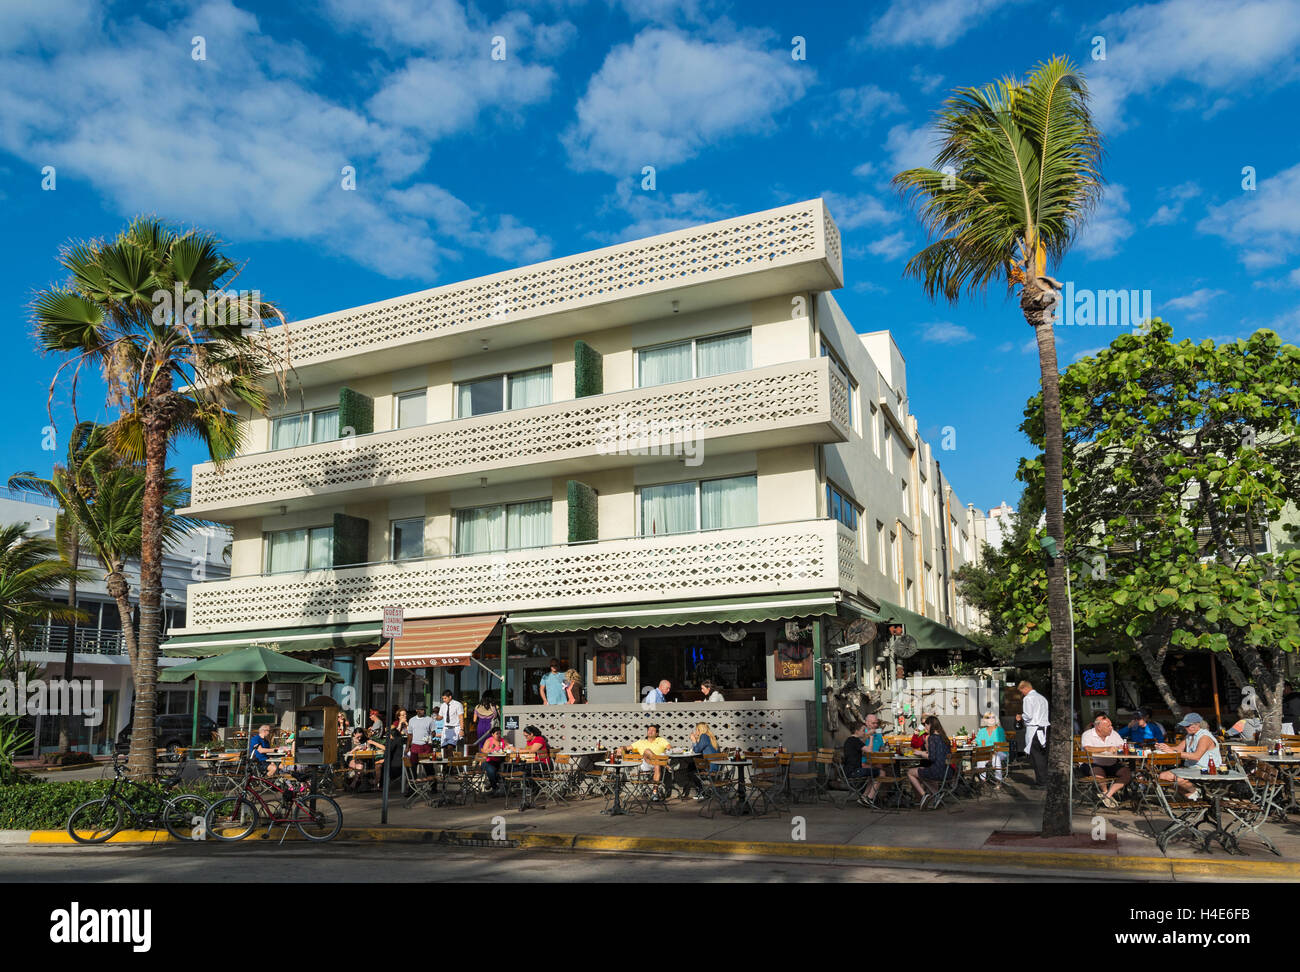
[204,769,342,842]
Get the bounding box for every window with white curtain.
[906,579,915,611]
[638,474,757,536]
[455,367,552,418]
[636,329,752,388]
[265,525,333,573]
[270,407,339,450]
[884,425,894,472]
[395,390,427,429]
[876,521,886,574]
[391,517,425,560]
[871,406,881,457]
[453,499,552,554]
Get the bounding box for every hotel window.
[819,339,861,433]
[876,521,887,574]
[270,406,340,450]
[391,517,425,561]
[638,474,757,536]
[636,329,752,388]
[890,531,900,579]
[884,425,894,472]
[455,366,552,418]
[925,564,935,604]
[901,478,910,513]
[870,405,881,457]
[394,390,427,429]
[265,525,333,573]
[453,500,552,555]
[906,579,916,611]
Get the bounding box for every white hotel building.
[166,200,984,750]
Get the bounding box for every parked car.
[115,714,219,754]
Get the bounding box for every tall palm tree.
[9,420,113,754]
[893,56,1104,835]
[0,524,88,683]
[33,218,285,778]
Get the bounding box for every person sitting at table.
[681,722,720,800]
[1227,707,1263,740]
[368,710,384,736]
[345,729,379,790]
[1118,711,1162,747]
[480,728,509,793]
[700,680,723,702]
[248,724,278,777]
[643,680,672,705]
[1155,712,1221,799]
[620,725,671,794]
[972,711,1007,782]
[406,704,436,777]
[905,716,952,809]
[336,711,351,736]
[521,725,551,765]
[1080,713,1132,809]
[392,708,409,734]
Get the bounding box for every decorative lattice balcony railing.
[258,200,842,373]
[184,358,850,517]
[181,519,849,634]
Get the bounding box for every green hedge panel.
[567,480,599,543]
[338,387,374,437]
[574,340,603,398]
[332,513,370,567]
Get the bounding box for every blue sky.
[2,0,1298,511]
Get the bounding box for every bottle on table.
[1207,757,1216,775]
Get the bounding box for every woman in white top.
[700,680,724,702]
[1156,712,1221,797]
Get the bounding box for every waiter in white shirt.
[1016,680,1050,786]
[438,690,464,759]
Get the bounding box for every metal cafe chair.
[1220,761,1283,855]
[855,754,902,810]
[1147,753,1210,853]
[1072,747,1109,811]
[401,756,436,808]
[742,756,787,816]
[697,755,739,818]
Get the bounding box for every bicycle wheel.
[163,795,211,841]
[205,795,259,841]
[67,798,124,844]
[294,793,342,842]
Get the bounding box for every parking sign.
[382,606,404,639]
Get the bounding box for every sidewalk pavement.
[16,767,1300,880]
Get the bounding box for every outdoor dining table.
[595,761,631,816]
[714,759,754,815]
[1172,767,1249,853]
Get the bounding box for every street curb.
[11,826,1300,878]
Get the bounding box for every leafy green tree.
[0,524,87,683]
[1019,321,1300,741]
[894,56,1104,835]
[32,219,284,778]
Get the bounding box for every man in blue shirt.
[1119,711,1164,745]
[248,724,277,775]
[539,659,568,705]
[643,680,671,705]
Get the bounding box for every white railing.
[184,358,850,516]
[501,701,811,751]
[257,200,842,373]
[30,629,128,656]
[181,519,847,634]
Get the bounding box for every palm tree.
[33,218,285,778]
[0,524,88,683]
[893,56,1104,835]
[9,421,113,754]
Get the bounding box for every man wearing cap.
[1015,680,1049,786]
[1156,712,1221,798]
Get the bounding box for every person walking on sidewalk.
[1017,680,1049,786]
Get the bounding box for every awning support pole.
[472,657,503,682]
[813,616,824,750]
[191,678,200,749]
[499,625,508,733]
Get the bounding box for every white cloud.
[1163,288,1226,317]
[1089,0,1300,130]
[1022,337,1039,354]
[1198,162,1300,270]
[863,0,1022,47]
[818,85,905,130]
[820,191,900,230]
[910,66,945,93]
[595,180,730,242]
[0,0,552,281]
[1072,347,1106,362]
[1145,181,1202,226]
[921,321,975,344]
[851,162,877,178]
[1076,185,1135,260]
[884,122,940,172]
[563,29,810,176]
[866,231,911,261]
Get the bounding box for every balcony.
[28,628,128,657]
[178,518,858,635]
[183,357,852,519]
[254,200,843,386]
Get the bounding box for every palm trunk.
[1024,277,1073,837]
[127,383,176,780]
[105,567,138,669]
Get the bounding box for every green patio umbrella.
[160,645,343,747]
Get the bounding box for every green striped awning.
[850,598,978,653]
[506,591,841,634]
[162,621,383,658]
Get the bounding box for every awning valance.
[366,615,502,670]
[506,591,841,634]
[163,621,382,658]
[850,598,978,653]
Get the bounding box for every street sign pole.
[380,606,403,826]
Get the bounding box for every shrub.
[0,778,222,831]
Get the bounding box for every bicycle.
[205,767,342,843]
[67,755,211,844]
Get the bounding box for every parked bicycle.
[205,767,342,843]
[67,755,211,844]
